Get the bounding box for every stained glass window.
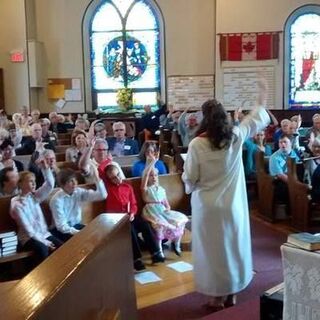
[89,0,162,113]
[287,7,320,108]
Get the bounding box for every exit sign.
[10,50,24,62]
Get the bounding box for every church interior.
[1,0,320,319]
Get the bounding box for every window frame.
[82,0,166,113]
[284,4,320,109]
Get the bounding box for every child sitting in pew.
[49,167,107,242]
[141,155,188,256]
[103,164,165,271]
[10,158,63,265]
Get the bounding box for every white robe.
[182,106,270,296]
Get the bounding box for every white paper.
[166,261,193,273]
[72,78,81,89]
[180,153,187,162]
[55,98,66,109]
[135,271,162,284]
[65,89,82,101]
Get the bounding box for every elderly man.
[107,121,139,156]
[29,149,59,188]
[269,134,300,202]
[78,138,125,184]
[273,119,291,145]
[15,123,55,155]
[40,118,58,146]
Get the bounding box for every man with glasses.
[78,138,125,184]
[107,121,139,157]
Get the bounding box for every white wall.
[215,0,320,109]
[33,0,215,113]
[0,0,29,114]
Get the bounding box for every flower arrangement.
[116,88,133,111]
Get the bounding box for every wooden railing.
[0,214,137,320]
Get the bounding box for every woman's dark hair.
[0,138,14,151]
[197,99,233,150]
[139,141,159,161]
[57,168,76,187]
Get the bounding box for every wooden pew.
[0,214,138,320]
[171,129,187,173]
[287,158,320,231]
[55,145,71,154]
[255,152,277,222]
[159,127,172,156]
[0,173,190,265]
[57,138,70,146]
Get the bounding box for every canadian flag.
[219,32,279,61]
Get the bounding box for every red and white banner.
[219,32,280,61]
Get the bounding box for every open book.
[287,232,320,251]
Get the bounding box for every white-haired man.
[107,121,139,156]
[78,138,125,184]
[16,123,55,155]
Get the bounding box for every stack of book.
[0,231,18,257]
[286,232,320,251]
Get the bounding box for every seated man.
[79,138,125,184]
[269,134,300,202]
[29,149,59,188]
[15,123,55,155]
[103,164,165,271]
[273,119,291,147]
[40,118,58,147]
[178,108,202,147]
[49,167,107,242]
[0,167,19,197]
[107,121,139,156]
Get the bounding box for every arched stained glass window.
[86,0,163,113]
[285,5,320,109]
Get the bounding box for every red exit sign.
[10,51,24,62]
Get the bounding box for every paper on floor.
[135,271,162,284]
[167,261,193,273]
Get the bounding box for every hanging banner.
[219,32,280,61]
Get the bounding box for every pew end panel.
[255,152,276,222]
[0,214,137,320]
[287,158,320,232]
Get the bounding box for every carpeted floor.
[138,217,287,320]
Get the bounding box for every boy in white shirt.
[50,167,107,242]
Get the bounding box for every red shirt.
[105,182,138,215]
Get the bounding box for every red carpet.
[138,218,286,320]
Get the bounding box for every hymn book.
[287,232,320,251]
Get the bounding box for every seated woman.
[10,158,62,266]
[0,138,24,172]
[132,141,167,177]
[104,164,165,271]
[141,156,188,256]
[243,131,272,179]
[304,137,320,202]
[65,129,88,163]
[49,167,107,242]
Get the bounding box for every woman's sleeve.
[182,141,199,194]
[239,106,270,142]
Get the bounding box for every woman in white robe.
[182,84,270,310]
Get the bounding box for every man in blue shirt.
[107,121,139,156]
[269,134,300,202]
